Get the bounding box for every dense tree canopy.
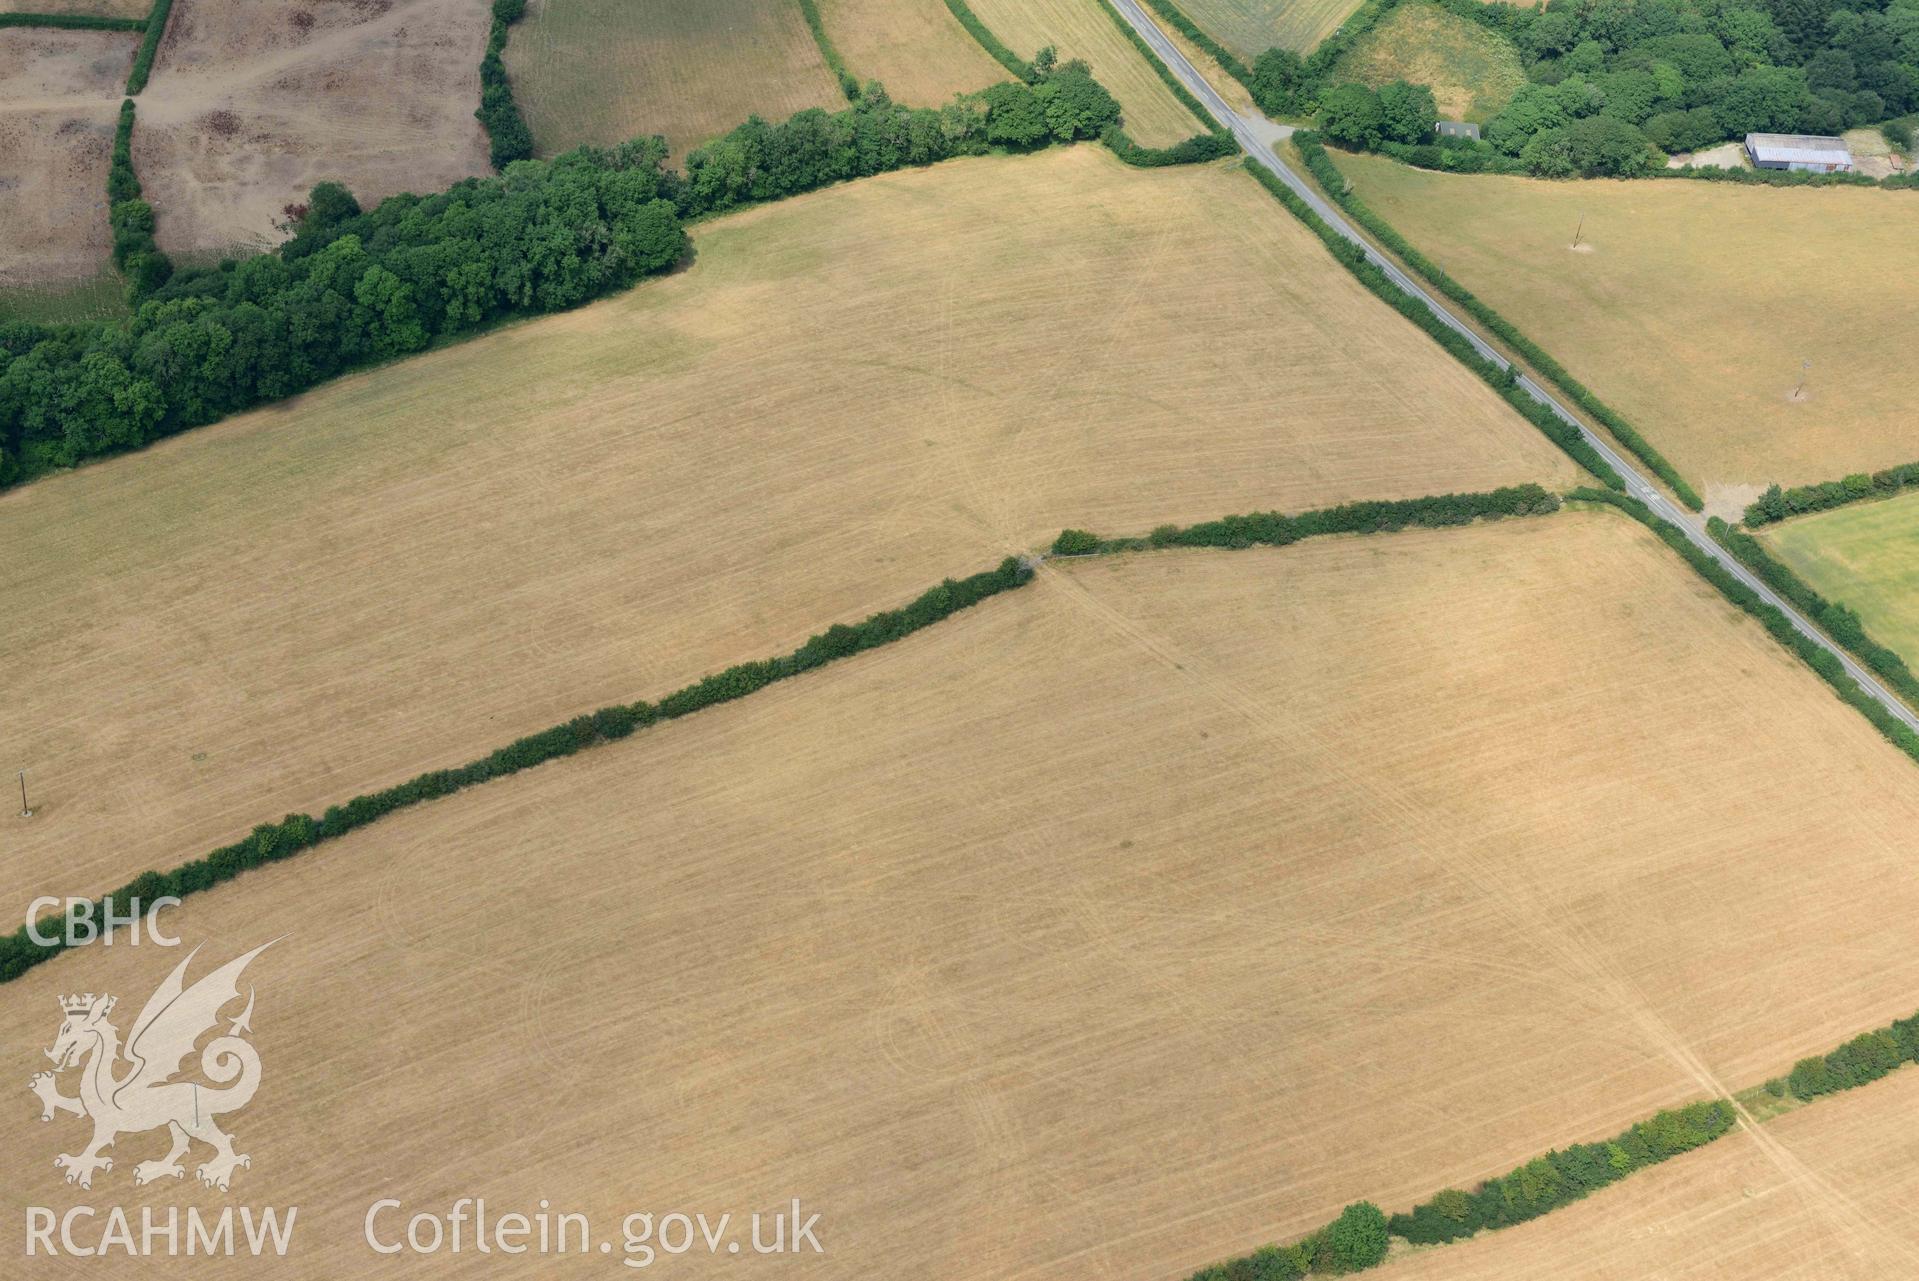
[1303,0,1919,177]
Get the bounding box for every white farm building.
[1744,133,1853,173]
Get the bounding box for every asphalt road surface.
[1108,0,1919,735]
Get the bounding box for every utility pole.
[1572,214,1584,249]
[1794,358,1811,400]
[18,768,31,819]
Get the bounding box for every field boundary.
[941,0,1033,79]
[0,556,1036,984]
[794,0,861,99]
[121,0,172,93]
[1235,156,1623,492]
[106,97,169,299]
[0,11,142,30]
[1744,459,1919,528]
[477,0,533,168]
[1709,518,1919,713]
[1292,133,1705,511]
[1048,483,1559,555]
[1089,0,1240,166]
[1090,0,1217,132]
[1571,488,1919,765]
[1136,0,1254,89]
[1188,878,1919,1276]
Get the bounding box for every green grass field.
[503,0,845,158]
[1331,1,1526,122]
[1760,491,1919,669]
[1178,0,1366,56]
[0,270,128,326]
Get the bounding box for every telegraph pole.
[1794,358,1811,400]
[1572,214,1585,249]
[18,768,31,819]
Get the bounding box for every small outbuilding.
[1745,133,1853,172]
[1435,120,1480,141]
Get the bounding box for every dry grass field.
[1331,1,1527,122]
[10,512,1919,1277]
[1179,0,1366,56]
[816,0,1010,105]
[1382,1068,1919,1279]
[0,0,147,13]
[1328,150,1919,510]
[1760,491,1919,670]
[504,0,844,160]
[0,27,136,288]
[130,0,493,258]
[0,146,1573,912]
[966,0,1201,145]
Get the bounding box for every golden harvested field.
[504,0,845,159]
[817,0,1010,104]
[0,146,1573,910]
[1180,0,1366,56]
[1331,1,1526,122]
[131,0,493,258]
[0,27,136,287]
[11,512,1919,1277]
[1761,491,1919,669]
[966,0,1201,145]
[1382,1068,1919,1279]
[1329,150,1919,510]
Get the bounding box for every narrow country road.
[1109,0,1919,734]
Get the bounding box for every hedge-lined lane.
[1103,0,1919,744]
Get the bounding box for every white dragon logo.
[28,941,275,1191]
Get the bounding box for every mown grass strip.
[0,557,1035,984]
[794,0,861,99]
[1292,133,1704,512]
[1237,158,1624,493]
[0,12,143,29]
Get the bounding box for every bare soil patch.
[130,0,493,258]
[7,513,1919,1278]
[0,28,136,287]
[0,147,1572,908]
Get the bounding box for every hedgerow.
[0,12,143,29]
[1388,1101,1735,1246]
[1745,460,1919,527]
[1708,519,1919,711]
[122,0,174,94]
[795,0,861,100]
[0,556,1035,985]
[1571,488,1919,766]
[2,81,1119,488]
[941,0,1033,80]
[106,99,172,300]
[1135,0,1254,90]
[1237,158,1623,493]
[1050,484,1560,556]
[1291,133,1702,510]
[477,0,534,168]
